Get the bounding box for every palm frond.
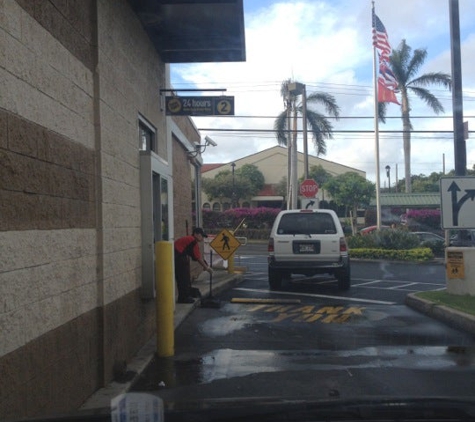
[305,110,336,156]
[408,86,445,114]
[409,72,452,90]
[378,102,387,123]
[406,47,428,80]
[306,92,340,119]
[274,111,290,146]
[390,39,411,83]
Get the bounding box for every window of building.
[203,203,211,210]
[139,118,156,152]
[212,202,221,211]
[222,202,231,210]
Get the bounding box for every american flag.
[372,11,391,60]
[372,9,399,104]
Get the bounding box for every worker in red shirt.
[174,227,213,303]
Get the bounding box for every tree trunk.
[401,92,412,193]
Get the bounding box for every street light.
[385,165,391,193]
[288,82,308,178]
[287,82,308,209]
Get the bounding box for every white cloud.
[171,0,475,182]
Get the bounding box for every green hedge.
[349,247,434,261]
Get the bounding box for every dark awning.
[128,0,246,63]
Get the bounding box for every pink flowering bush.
[406,209,441,230]
[203,207,280,231]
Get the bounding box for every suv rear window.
[277,213,337,235]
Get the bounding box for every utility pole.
[450,0,466,176]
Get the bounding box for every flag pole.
[372,1,382,229]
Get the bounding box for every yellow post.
[228,252,234,274]
[155,241,174,357]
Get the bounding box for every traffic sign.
[165,96,234,116]
[440,176,475,229]
[301,198,319,210]
[209,229,241,260]
[299,179,319,198]
[447,251,465,279]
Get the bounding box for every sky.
[170,0,475,186]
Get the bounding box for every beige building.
[0,1,245,419]
[201,146,366,209]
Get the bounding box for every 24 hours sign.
[165,96,234,116]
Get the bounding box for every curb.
[405,293,475,336]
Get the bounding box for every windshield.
[277,213,337,235]
[3,1,475,422]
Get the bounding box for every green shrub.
[347,234,377,249]
[373,229,420,250]
[349,247,434,261]
[420,240,445,257]
[347,229,420,250]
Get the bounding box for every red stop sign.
[299,179,319,198]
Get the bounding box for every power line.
[193,114,475,119]
[198,128,468,134]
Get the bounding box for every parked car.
[267,209,350,291]
[360,225,390,235]
[449,229,475,247]
[412,232,445,244]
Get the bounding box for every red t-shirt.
[174,236,201,261]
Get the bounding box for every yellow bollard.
[155,241,174,357]
[227,252,235,274]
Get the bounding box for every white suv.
[267,209,350,290]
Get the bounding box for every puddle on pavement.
[199,315,253,337]
[133,346,475,391]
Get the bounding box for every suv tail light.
[268,237,274,253]
[340,237,348,252]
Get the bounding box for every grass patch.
[415,290,475,316]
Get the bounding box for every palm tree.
[380,39,451,193]
[274,79,340,156]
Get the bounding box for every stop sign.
[299,179,319,198]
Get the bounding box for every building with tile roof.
[201,146,366,210]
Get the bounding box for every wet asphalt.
[131,243,475,403]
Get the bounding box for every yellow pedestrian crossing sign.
[210,229,241,260]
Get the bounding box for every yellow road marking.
[230,298,301,304]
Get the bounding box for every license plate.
[299,244,315,253]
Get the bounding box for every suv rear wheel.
[268,267,283,290]
[335,264,351,291]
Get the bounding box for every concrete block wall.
[0,1,99,417]
[0,0,169,418]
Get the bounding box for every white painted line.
[351,280,384,287]
[352,285,425,292]
[389,282,418,290]
[233,287,396,305]
[352,278,445,287]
